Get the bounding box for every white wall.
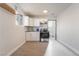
[57,4,79,54]
[0,7,25,56]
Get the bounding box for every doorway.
[48,20,56,40]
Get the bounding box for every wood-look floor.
[11,41,48,56]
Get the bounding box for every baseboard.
[7,41,25,56]
[57,40,79,56]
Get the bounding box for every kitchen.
[15,3,56,42]
[23,16,50,42]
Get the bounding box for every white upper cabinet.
[29,18,40,26]
[23,16,39,26]
[34,19,40,26]
[29,18,34,26]
[23,16,29,26]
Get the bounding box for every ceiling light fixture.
[43,10,48,13]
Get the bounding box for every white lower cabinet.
[25,32,40,41]
[25,32,31,41]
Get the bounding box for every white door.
[48,21,56,39]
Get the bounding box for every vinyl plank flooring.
[11,41,48,56]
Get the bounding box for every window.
[16,14,23,26]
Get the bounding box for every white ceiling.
[19,3,71,17]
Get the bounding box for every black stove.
[40,28,49,42]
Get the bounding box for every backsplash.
[24,26,40,32]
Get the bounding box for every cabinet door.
[35,32,40,41]
[29,18,34,26]
[25,32,31,41]
[31,32,39,41]
[34,19,40,26]
[30,32,35,41]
